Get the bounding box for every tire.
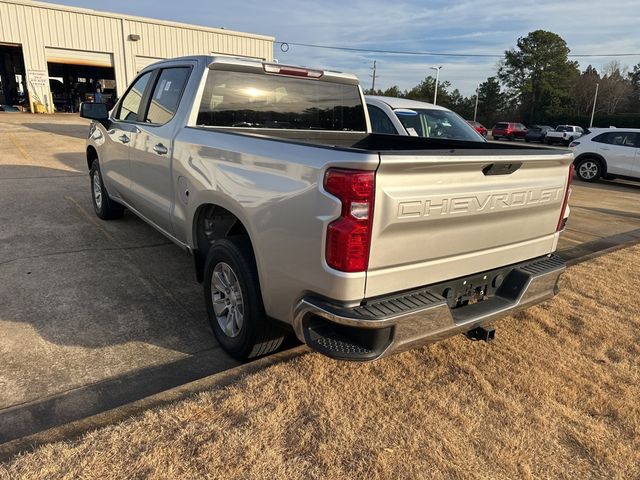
[90,160,124,220]
[575,157,603,182]
[204,237,284,360]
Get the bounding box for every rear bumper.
[294,254,565,361]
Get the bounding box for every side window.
[116,71,152,122]
[621,133,637,147]
[367,105,398,134]
[593,132,637,147]
[145,67,191,124]
[592,133,608,144]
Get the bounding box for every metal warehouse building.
[0,0,274,113]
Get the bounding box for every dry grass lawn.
[2,245,640,479]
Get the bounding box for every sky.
[44,0,640,96]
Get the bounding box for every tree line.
[364,30,640,128]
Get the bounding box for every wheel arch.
[191,203,257,284]
[86,145,98,170]
[574,152,608,175]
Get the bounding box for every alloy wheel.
[578,161,599,180]
[93,171,102,209]
[210,262,244,338]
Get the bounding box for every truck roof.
[142,55,360,85]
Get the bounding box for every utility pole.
[431,66,442,105]
[370,60,378,92]
[473,83,480,122]
[589,82,599,128]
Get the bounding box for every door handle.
[118,134,130,144]
[153,143,168,155]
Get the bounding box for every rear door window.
[593,132,637,146]
[144,67,191,125]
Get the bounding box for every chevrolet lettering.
[396,186,565,219]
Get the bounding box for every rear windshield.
[196,70,366,131]
[494,123,509,128]
[396,108,482,141]
[556,126,571,132]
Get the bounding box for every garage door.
[135,56,164,73]
[45,47,113,67]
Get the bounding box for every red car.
[492,122,528,140]
[466,120,487,137]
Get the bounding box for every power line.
[276,41,640,59]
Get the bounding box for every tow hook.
[465,326,495,342]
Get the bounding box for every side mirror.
[80,102,109,121]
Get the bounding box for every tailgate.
[365,149,573,298]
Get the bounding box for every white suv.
[570,128,640,182]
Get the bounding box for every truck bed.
[202,127,569,154]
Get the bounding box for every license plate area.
[426,265,516,309]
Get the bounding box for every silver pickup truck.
[80,55,573,361]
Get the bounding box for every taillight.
[557,164,574,231]
[324,168,375,272]
[569,141,580,148]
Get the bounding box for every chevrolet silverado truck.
[80,55,573,362]
[545,125,584,146]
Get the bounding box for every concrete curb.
[0,345,309,462]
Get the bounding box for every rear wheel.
[90,160,124,220]
[575,158,602,182]
[204,237,284,360]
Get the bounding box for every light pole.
[589,82,599,128]
[473,83,480,122]
[430,66,442,105]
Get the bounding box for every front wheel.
[90,160,124,220]
[204,237,284,360]
[575,158,602,182]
